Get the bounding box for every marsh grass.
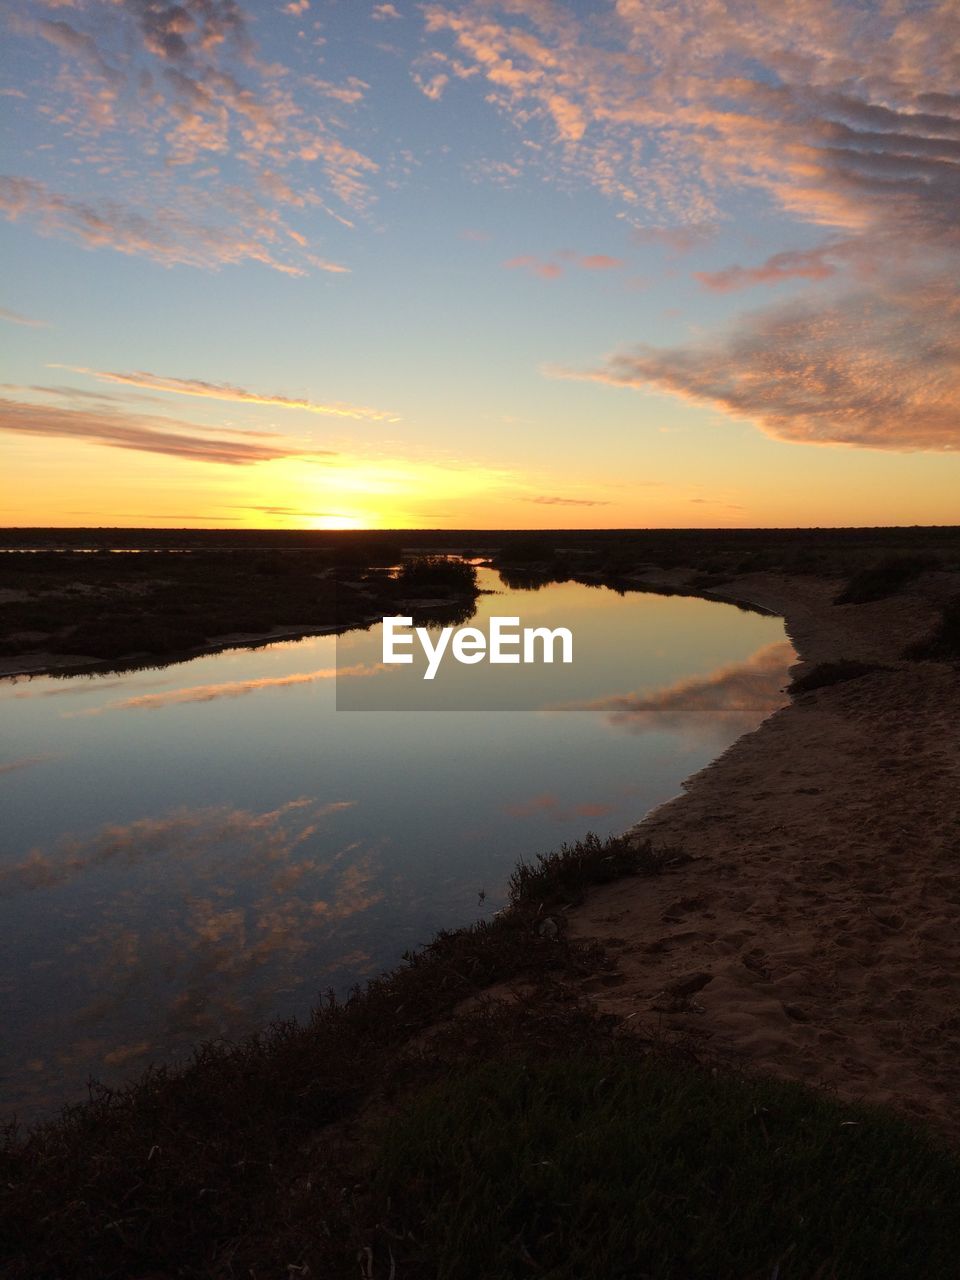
[834,554,940,605]
[376,1056,960,1280]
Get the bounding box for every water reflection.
[560,641,794,741]
[1,568,794,1120]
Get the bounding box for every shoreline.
[565,569,960,1142]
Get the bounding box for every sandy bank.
[568,571,960,1142]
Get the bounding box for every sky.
[0,0,957,530]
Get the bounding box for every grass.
[788,660,882,696]
[508,831,665,909]
[834,554,940,605]
[376,1055,960,1280]
[905,593,960,661]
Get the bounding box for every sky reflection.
[1,569,794,1121]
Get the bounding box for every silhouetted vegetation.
[378,1056,960,1280]
[395,555,478,594]
[834,554,941,604]
[508,831,665,907]
[788,660,883,696]
[0,547,479,673]
[905,593,960,661]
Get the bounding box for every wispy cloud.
[502,791,616,821]
[3,0,377,273]
[695,244,849,293]
[503,254,561,280]
[425,1,960,454]
[0,396,335,465]
[528,495,610,507]
[560,274,960,452]
[0,305,48,328]
[0,176,349,277]
[51,365,400,423]
[577,254,624,271]
[0,753,58,777]
[71,664,382,714]
[504,251,626,280]
[0,797,354,899]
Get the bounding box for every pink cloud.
[695,245,845,292]
[0,396,336,466]
[579,253,624,270]
[559,273,960,452]
[503,254,562,279]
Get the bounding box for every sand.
[567,572,960,1142]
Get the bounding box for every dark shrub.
[835,555,940,604]
[788,660,881,696]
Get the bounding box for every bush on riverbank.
[788,660,882,696]
[395,555,478,594]
[834,554,940,605]
[905,593,960,661]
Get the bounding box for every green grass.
[376,1055,960,1280]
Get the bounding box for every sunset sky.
[1,0,957,529]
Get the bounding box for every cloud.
[0,395,335,465]
[564,642,794,739]
[528,495,610,507]
[3,2,378,272]
[562,273,960,452]
[0,176,348,276]
[503,254,561,279]
[72,664,382,714]
[373,3,402,19]
[630,225,716,254]
[0,306,48,328]
[0,796,353,899]
[0,754,58,777]
[52,365,400,422]
[505,251,626,278]
[424,2,960,453]
[578,253,624,270]
[695,244,847,293]
[239,504,351,519]
[502,791,615,821]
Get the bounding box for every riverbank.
[0,549,480,677]
[567,567,960,1141]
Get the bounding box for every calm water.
[1,569,794,1120]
